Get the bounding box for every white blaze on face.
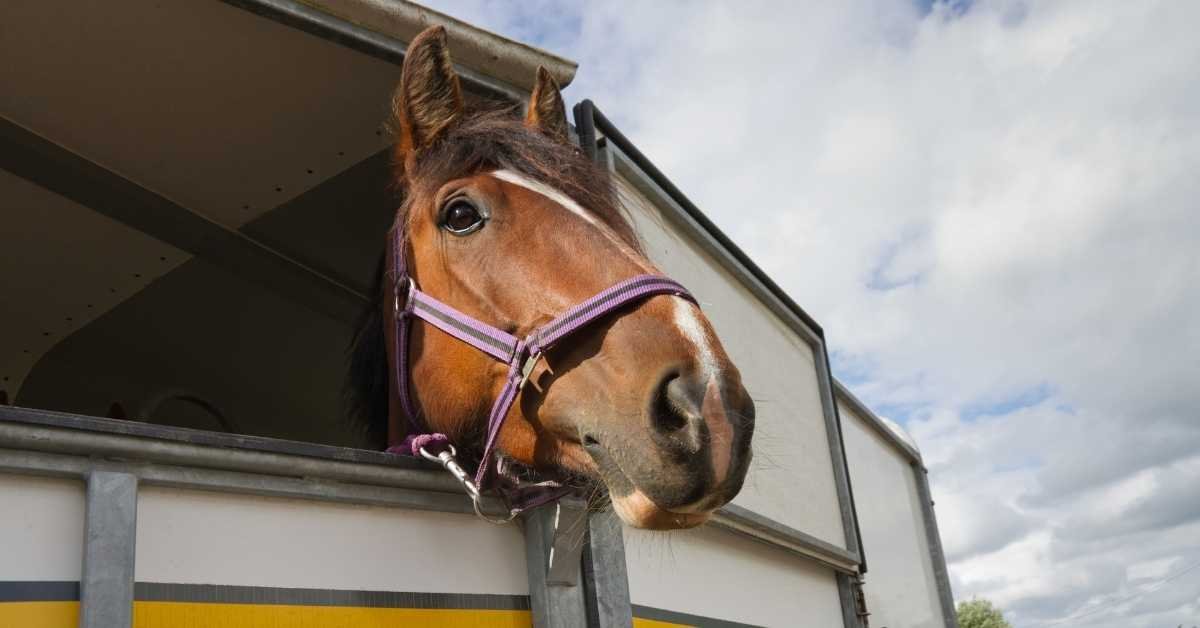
[491,169,599,227]
[489,169,651,269]
[672,300,720,382]
[490,168,717,376]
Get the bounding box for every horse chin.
[610,490,712,530]
[545,439,711,529]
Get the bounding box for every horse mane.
[345,105,640,447]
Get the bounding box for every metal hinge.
[852,574,871,627]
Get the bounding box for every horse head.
[351,26,754,530]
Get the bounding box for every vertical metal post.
[912,463,959,628]
[573,101,636,627]
[523,500,590,628]
[836,573,866,628]
[80,471,138,628]
[581,507,633,628]
[814,342,865,565]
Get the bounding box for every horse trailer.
[0,1,956,626]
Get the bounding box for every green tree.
[956,598,1012,628]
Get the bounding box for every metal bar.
[913,462,960,628]
[581,507,633,628]
[572,101,599,164]
[0,404,418,469]
[219,0,525,102]
[572,108,633,628]
[523,503,589,628]
[836,573,864,628]
[817,342,867,567]
[80,471,138,628]
[0,117,366,325]
[711,504,860,574]
[0,446,501,517]
[0,418,466,496]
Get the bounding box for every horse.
[347,26,754,530]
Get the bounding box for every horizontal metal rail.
[712,504,861,574]
[0,446,494,516]
[0,420,461,495]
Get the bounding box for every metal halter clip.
[419,444,478,500]
[419,444,515,525]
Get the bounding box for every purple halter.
[385,221,695,520]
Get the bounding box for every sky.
[423,1,1200,625]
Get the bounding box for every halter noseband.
[385,224,695,521]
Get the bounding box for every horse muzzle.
[582,367,755,530]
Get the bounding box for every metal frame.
[573,100,868,627]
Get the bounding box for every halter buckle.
[517,351,544,390]
[394,275,414,319]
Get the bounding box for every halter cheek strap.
[385,228,695,519]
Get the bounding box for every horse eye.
[441,200,486,235]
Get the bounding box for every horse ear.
[392,26,464,170]
[525,66,568,141]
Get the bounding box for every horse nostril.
[651,372,700,436]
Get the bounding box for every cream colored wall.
[0,475,85,581]
[840,399,945,628]
[616,171,847,549]
[135,486,529,594]
[625,525,844,627]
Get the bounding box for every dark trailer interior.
[0,0,572,447]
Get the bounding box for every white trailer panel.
[840,395,949,628]
[625,525,845,627]
[136,486,529,595]
[0,474,84,582]
[616,166,848,551]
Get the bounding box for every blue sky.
[427,2,1200,626]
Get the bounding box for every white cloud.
[430,1,1200,625]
